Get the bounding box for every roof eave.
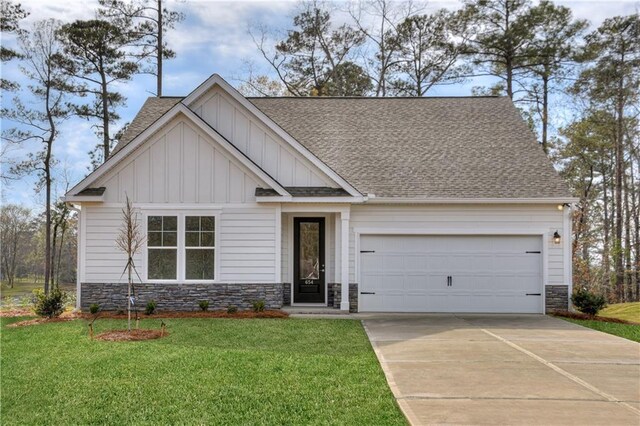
[365,197,579,205]
[256,195,366,204]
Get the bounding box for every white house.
[65,74,576,313]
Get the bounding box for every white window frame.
[143,210,221,283]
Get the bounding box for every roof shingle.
[111,95,571,199]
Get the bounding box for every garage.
[359,235,543,313]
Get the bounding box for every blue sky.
[1,0,637,209]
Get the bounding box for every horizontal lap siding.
[84,207,140,282]
[349,204,565,284]
[83,205,277,283]
[219,207,276,282]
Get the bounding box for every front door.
[294,217,325,303]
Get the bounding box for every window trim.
[143,210,220,283]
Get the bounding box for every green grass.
[599,302,640,323]
[562,318,640,343]
[1,317,405,425]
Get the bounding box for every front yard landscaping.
[561,318,640,343]
[599,302,640,323]
[1,317,405,425]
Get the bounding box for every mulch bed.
[79,310,289,320]
[0,308,35,318]
[94,329,168,341]
[551,310,639,325]
[4,310,288,328]
[6,317,75,328]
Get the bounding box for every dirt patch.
[79,310,289,320]
[552,310,639,325]
[95,329,168,341]
[6,317,75,327]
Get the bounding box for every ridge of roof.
[246,95,505,100]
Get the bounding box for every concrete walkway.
[363,314,640,425]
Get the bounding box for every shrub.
[145,300,157,315]
[89,303,100,315]
[226,305,238,314]
[252,299,265,313]
[571,288,607,316]
[32,288,67,318]
[116,309,125,315]
[199,300,209,312]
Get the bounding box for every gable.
[188,83,341,189]
[94,116,269,204]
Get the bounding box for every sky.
[1,0,638,209]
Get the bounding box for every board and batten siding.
[348,204,565,284]
[190,86,336,188]
[95,117,266,204]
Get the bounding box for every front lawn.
[1,317,405,425]
[561,318,640,343]
[599,302,640,323]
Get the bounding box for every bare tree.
[347,0,424,96]
[115,195,144,331]
[1,19,74,294]
[0,204,33,288]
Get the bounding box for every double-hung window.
[147,216,178,280]
[185,216,215,280]
[147,215,216,281]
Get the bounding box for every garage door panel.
[360,235,543,313]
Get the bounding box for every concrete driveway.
[362,314,640,425]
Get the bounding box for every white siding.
[349,204,565,284]
[191,87,337,188]
[83,206,142,283]
[82,115,280,283]
[95,117,265,204]
[218,206,277,282]
[83,205,278,283]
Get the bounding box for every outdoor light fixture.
[553,231,561,244]
[557,204,564,211]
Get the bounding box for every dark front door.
[294,217,325,303]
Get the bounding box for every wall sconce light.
[553,231,561,244]
[557,204,564,211]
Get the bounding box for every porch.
[279,205,355,312]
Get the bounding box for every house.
[65,74,576,313]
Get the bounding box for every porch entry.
[293,217,325,303]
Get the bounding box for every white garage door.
[359,235,543,313]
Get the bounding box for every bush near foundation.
[571,288,607,316]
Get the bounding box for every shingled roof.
[112,95,571,199]
[113,97,182,155]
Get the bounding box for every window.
[185,216,215,280]
[147,216,177,280]
[146,214,216,281]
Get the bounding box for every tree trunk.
[602,170,611,296]
[614,70,625,301]
[541,72,549,154]
[101,69,110,161]
[50,220,58,291]
[127,259,132,332]
[157,0,163,97]
[44,147,52,295]
[56,223,66,287]
[631,164,640,301]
